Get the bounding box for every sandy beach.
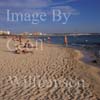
[0,38,100,100]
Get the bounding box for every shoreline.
[72,46,100,68]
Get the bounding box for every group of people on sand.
[11,35,68,54]
[15,40,35,54]
[13,36,36,54]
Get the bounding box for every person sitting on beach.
[15,44,33,54]
[15,40,34,54]
[15,45,22,54]
[24,40,34,48]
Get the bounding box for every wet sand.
[0,38,100,100]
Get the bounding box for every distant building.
[0,30,10,35]
[20,32,29,36]
[39,32,42,35]
[33,32,43,36]
[20,32,43,36]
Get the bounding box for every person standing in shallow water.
[64,35,68,46]
[47,37,51,43]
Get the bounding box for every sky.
[0,0,100,33]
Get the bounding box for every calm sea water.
[32,35,100,46]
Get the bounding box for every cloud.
[0,0,79,13]
[0,0,78,8]
[0,0,79,23]
[50,6,79,15]
[0,0,49,8]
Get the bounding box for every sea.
[31,35,100,62]
[31,35,100,46]
[31,35,100,57]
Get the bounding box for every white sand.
[0,38,100,100]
